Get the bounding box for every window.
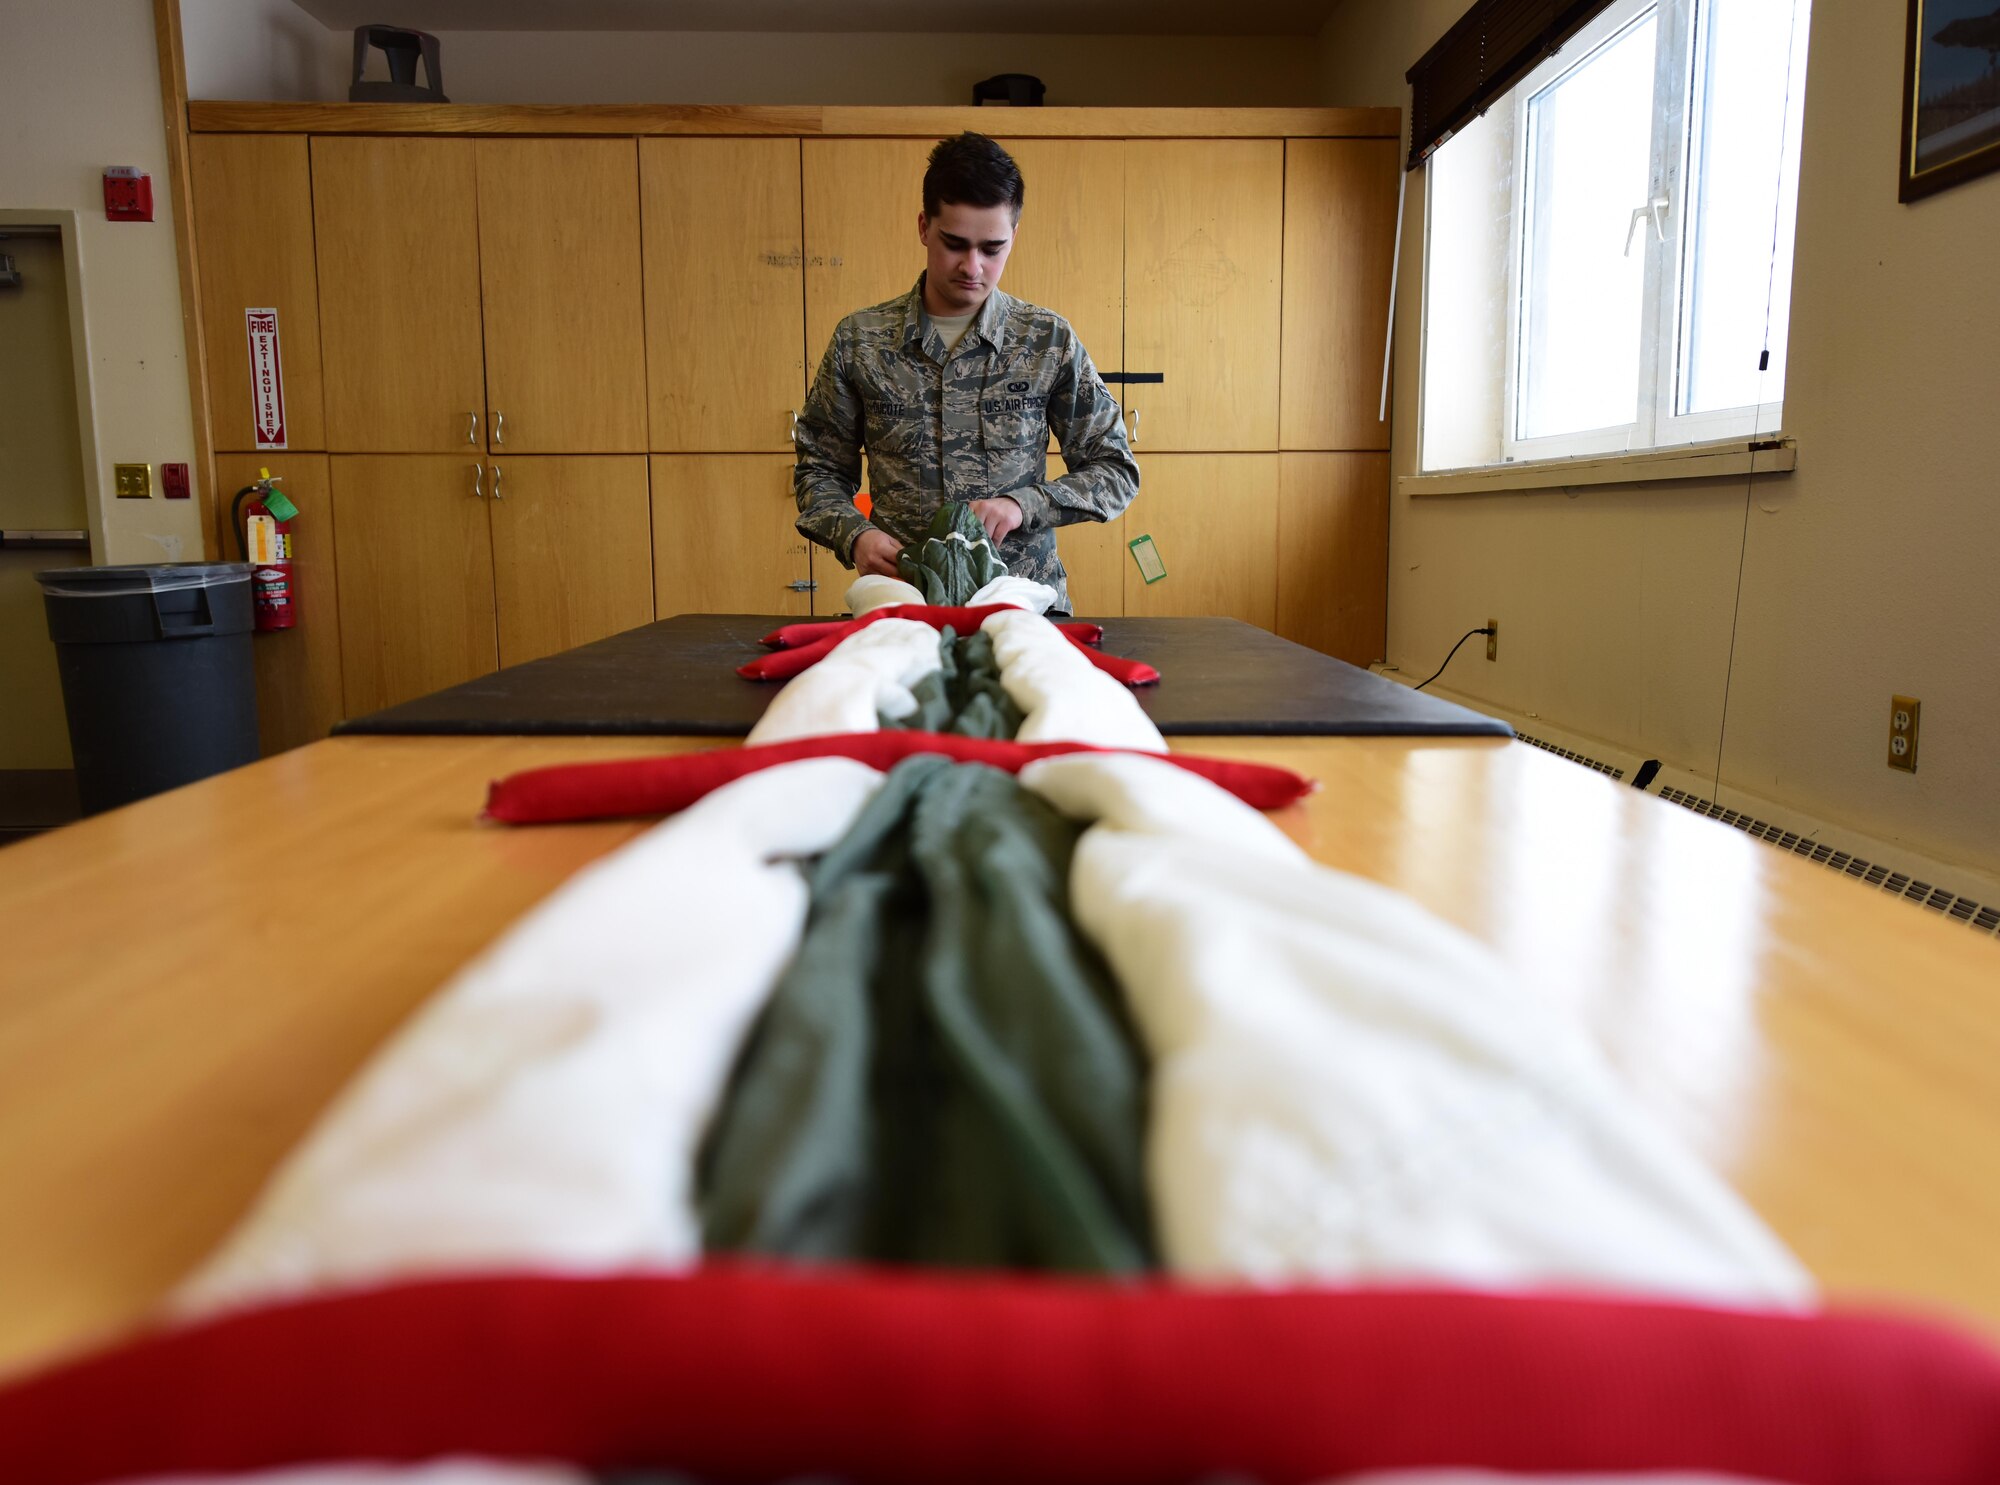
[1420,0,1812,473]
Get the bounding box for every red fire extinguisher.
[231,467,299,631]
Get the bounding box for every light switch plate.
[113,462,152,499]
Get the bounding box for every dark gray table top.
[335,614,1512,739]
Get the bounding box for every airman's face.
[917,200,1018,315]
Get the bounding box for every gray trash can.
[37,563,259,815]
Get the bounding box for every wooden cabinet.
[475,141,647,454]
[1123,141,1284,452]
[1056,516,1129,619]
[643,139,805,452]
[1120,454,1279,630]
[1281,139,1401,451]
[989,139,1125,383]
[191,136,326,453]
[1276,453,1389,665]
[651,455,816,617]
[802,139,933,370]
[330,455,498,715]
[214,453,344,753]
[488,457,654,665]
[312,139,486,453]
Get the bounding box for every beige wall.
[1,2,203,570]
[1317,0,2000,875]
[183,6,1321,107]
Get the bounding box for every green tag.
[261,487,299,523]
[1127,533,1166,585]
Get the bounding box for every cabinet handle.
[493,410,505,446]
[1127,407,1141,446]
[788,409,800,444]
[471,462,484,498]
[467,411,479,445]
[491,461,504,500]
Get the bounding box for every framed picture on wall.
[1901,0,2000,201]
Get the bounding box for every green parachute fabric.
[697,755,1155,1275]
[896,501,1009,606]
[885,626,1025,741]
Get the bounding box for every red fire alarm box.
[104,167,154,223]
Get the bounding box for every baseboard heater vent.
[1656,787,2000,939]
[1515,732,1625,781]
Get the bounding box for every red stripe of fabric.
[483,733,1315,823]
[761,617,1106,650]
[2,1270,1997,1485]
[741,608,1129,681]
[1065,632,1159,685]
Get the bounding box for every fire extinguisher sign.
[245,308,287,450]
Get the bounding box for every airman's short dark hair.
[922,132,1025,221]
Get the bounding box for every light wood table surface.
[2,731,1996,1380]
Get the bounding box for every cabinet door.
[651,454,813,617]
[802,139,932,372]
[1124,141,1284,452]
[331,455,498,714]
[1281,139,1400,450]
[488,456,654,666]
[1120,454,1279,629]
[992,139,1125,401]
[215,454,344,752]
[643,139,805,452]
[313,139,486,452]
[1275,453,1389,664]
[476,140,647,454]
[192,135,326,453]
[1050,456,1128,619]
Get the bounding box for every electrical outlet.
[1888,694,1920,773]
[113,462,152,499]
[1485,619,1498,662]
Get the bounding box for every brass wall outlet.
[1888,694,1921,773]
[113,462,152,498]
[1485,619,1498,661]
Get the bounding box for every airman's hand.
[970,496,1024,544]
[853,527,905,578]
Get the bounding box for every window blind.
[1404,0,1617,169]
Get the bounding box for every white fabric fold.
[1019,753,1815,1307]
[966,573,1059,614]
[844,573,927,615]
[981,608,1167,752]
[744,618,945,746]
[171,759,887,1320]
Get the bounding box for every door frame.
[0,210,107,561]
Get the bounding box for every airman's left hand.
[969,496,1024,544]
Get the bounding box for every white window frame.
[1497,0,1797,466]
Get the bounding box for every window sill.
[1401,436,1797,497]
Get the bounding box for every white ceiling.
[293,0,1342,36]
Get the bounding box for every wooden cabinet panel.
[1056,516,1129,619]
[1276,452,1389,664]
[330,456,498,713]
[651,455,813,617]
[489,456,654,666]
[312,138,485,453]
[193,136,326,453]
[1123,141,1284,452]
[802,138,933,373]
[1281,139,1400,450]
[214,454,344,752]
[992,139,1124,385]
[1119,454,1278,629]
[476,140,647,454]
[643,139,805,452]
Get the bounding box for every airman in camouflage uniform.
[793,276,1139,616]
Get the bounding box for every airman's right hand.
[853,528,905,578]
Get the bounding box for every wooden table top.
[2,731,1996,1380]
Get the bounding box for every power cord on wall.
[1412,626,1494,691]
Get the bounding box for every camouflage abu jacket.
[793,274,1139,616]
